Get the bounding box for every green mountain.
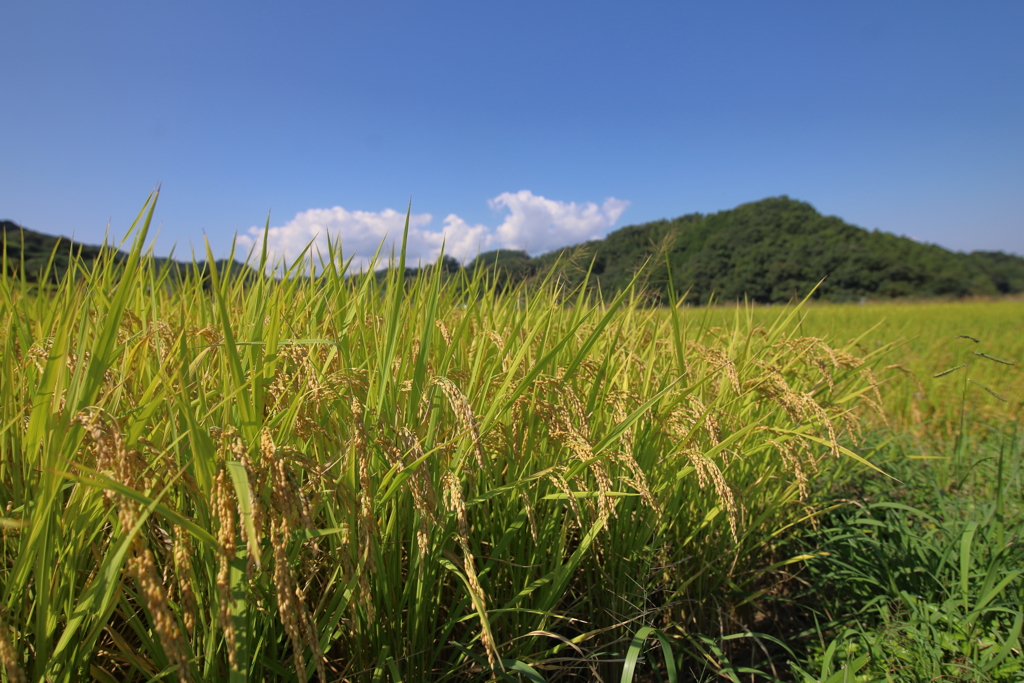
[2,220,120,282]
[1,220,258,285]
[469,196,1024,303]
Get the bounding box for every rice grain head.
[608,450,658,517]
[349,400,376,566]
[547,471,583,529]
[683,449,737,542]
[443,472,501,671]
[435,319,453,346]
[686,395,722,448]
[858,367,890,427]
[76,411,190,677]
[261,439,329,683]
[541,400,616,521]
[607,391,635,454]
[296,585,327,683]
[486,330,514,372]
[345,405,377,620]
[519,491,539,543]
[432,377,486,470]
[172,527,197,636]
[129,548,191,683]
[271,518,308,681]
[546,375,590,439]
[211,468,238,671]
[691,343,742,396]
[751,361,808,424]
[767,438,809,501]
[0,618,25,683]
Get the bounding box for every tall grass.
[1,194,893,681]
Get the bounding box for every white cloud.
[236,206,445,273]
[237,191,629,272]
[491,191,631,255]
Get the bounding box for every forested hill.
[468,197,1024,303]
[1,219,256,284]
[2,219,116,280]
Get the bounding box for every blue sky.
[2,1,1022,265]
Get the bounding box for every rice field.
[703,299,1024,439]
[0,196,1020,681]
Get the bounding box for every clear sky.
[2,1,1022,266]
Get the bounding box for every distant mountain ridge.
[5,197,1024,302]
[2,219,118,279]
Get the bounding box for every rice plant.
[0,194,903,681]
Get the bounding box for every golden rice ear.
[129,548,191,683]
[267,495,327,682]
[346,399,377,624]
[839,410,862,447]
[545,374,591,439]
[435,319,453,346]
[75,408,140,504]
[604,393,657,511]
[519,491,539,543]
[442,471,502,672]
[547,470,584,529]
[349,398,376,557]
[0,618,25,683]
[485,329,514,372]
[270,518,305,680]
[484,329,503,351]
[535,390,616,522]
[172,527,197,637]
[394,428,440,565]
[683,449,738,542]
[608,449,658,516]
[432,377,486,470]
[768,438,810,501]
[752,360,807,423]
[690,342,742,396]
[670,394,724,454]
[295,585,326,683]
[211,468,238,672]
[858,366,890,427]
[75,409,191,678]
[398,428,439,522]
[607,391,634,453]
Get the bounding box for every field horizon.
[6,195,1024,305]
